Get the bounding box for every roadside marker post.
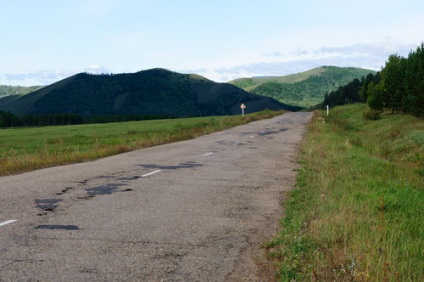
[326,105,329,116]
[240,103,246,117]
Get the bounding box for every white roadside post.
[240,103,246,117]
[326,105,329,116]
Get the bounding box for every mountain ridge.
[0,85,43,97]
[0,68,295,118]
[229,66,376,107]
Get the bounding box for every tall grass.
[0,110,282,175]
[267,104,423,281]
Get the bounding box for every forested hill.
[0,85,43,97]
[229,66,375,108]
[0,69,293,118]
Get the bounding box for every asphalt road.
[0,112,312,281]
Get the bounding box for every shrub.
[363,109,381,120]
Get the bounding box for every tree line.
[0,111,174,128]
[0,111,87,127]
[324,42,424,117]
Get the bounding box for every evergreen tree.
[381,55,406,113]
[403,43,424,115]
[367,82,384,110]
[0,111,21,127]
[377,43,424,116]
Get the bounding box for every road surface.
[0,112,312,281]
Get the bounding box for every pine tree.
[381,55,406,113]
[367,82,384,110]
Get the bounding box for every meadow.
[0,110,282,175]
[268,104,424,281]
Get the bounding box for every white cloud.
[0,65,113,86]
[2,38,421,86]
[186,38,418,82]
[84,65,112,75]
[0,70,74,86]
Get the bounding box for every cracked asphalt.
[0,112,312,281]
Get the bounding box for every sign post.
[240,103,246,117]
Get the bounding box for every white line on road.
[203,152,213,157]
[0,220,17,227]
[141,170,162,177]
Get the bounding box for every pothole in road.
[35,225,80,230]
[35,199,62,212]
[216,140,245,146]
[117,176,140,181]
[140,162,203,170]
[239,131,257,136]
[56,187,73,196]
[85,184,126,196]
[240,128,288,137]
[259,130,278,136]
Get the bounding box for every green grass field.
[2,105,423,280]
[267,104,424,281]
[0,110,283,175]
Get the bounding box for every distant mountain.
[0,85,43,97]
[229,66,376,107]
[0,68,294,117]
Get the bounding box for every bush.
[363,109,381,120]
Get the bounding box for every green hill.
[0,68,294,118]
[229,66,375,107]
[0,85,43,97]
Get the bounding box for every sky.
[1,0,423,86]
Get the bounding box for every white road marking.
[203,152,213,157]
[141,170,162,177]
[0,220,17,227]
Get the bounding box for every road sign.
[240,103,246,117]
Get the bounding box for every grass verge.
[0,110,283,176]
[267,104,423,281]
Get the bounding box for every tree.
[0,111,20,127]
[367,82,383,111]
[410,80,424,116]
[403,43,424,115]
[381,55,406,113]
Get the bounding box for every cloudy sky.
[1,0,423,86]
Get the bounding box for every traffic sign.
[240,103,246,117]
